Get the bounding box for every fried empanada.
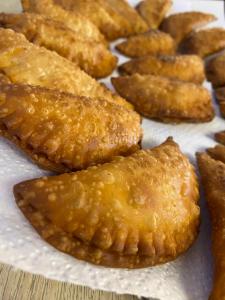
[207,145,225,164]
[0,83,142,172]
[0,29,131,110]
[161,12,216,46]
[118,55,205,84]
[197,153,225,300]
[111,74,214,123]
[116,30,175,58]
[21,0,106,45]
[0,73,10,84]
[136,0,172,29]
[215,87,225,118]
[181,28,225,58]
[215,130,225,146]
[206,53,225,88]
[14,138,200,269]
[0,13,117,78]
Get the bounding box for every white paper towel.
[0,0,225,299]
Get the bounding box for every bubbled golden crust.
[136,0,172,29]
[111,74,214,123]
[207,54,225,88]
[0,13,117,79]
[116,30,175,58]
[21,0,106,45]
[0,29,131,110]
[14,138,200,269]
[0,84,142,172]
[161,11,216,46]
[197,153,225,300]
[181,28,225,58]
[118,55,205,84]
[207,145,225,164]
[215,130,225,146]
[215,87,225,118]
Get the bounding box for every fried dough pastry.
[136,0,172,29]
[161,12,216,46]
[181,28,225,58]
[21,0,106,45]
[215,87,225,118]
[0,13,117,78]
[0,29,131,110]
[14,138,200,269]
[197,153,225,300]
[0,83,142,172]
[112,74,214,123]
[207,145,225,164]
[206,54,225,88]
[118,55,205,84]
[215,130,225,146]
[116,30,175,58]
[0,73,10,84]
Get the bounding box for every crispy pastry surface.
[0,83,142,172]
[118,55,205,84]
[181,28,225,58]
[215,130,225,146]
[0,73,10,84]
[161,11,216,45]
[112,74,214,123]
[197,153,225,300]
[0,13,117,78]
[116,30,175,58]
[207,54,225,88]
[14,138,200,268]
[0,29,131,110]
[215,87,225,118]
[207,145,225,164]
[21,0,106,45]
[136,0,172,29]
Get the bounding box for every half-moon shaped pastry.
[116,30,175,58]
[215,87,225,118]
[207,53,225,88]
[207,145,225,164]
[181,28,225,58]
[0,83,142,173]
[0,13,117,79]
[0,29,131,110]
[161,12,216,46]
[21,0,106,45]
[136,0,172,29]
[197,153,225,300]
[111,74,214,123]
[14,138,200,269]
[118,55,205,84]
[215,130,225,145]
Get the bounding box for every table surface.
[0,263,139,300]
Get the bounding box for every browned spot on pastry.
[206,53,225,88]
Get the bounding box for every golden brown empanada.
[161,12,216,46]
[21,0,106,45]
[14,138,200,269]
[116,30,175,58]
[0,29,131,110]
[0,83,142,172]
[0,73,10,84]
[215,87,225,118]
[0,13,117,79]
[215,130,225,145]
[118,55,205,84]
[136,0,172,29]
[197,153,225,300]
[181,28,225,58]
[207,145,225,164]
[111,74,214,123]
[206,53,225,88]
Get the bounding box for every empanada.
[136,0,172,29]
[0,83,142,172]
[14,138,200,269]
[118,55,205,84]
[116,30,175,58]
[0,13,117,78]
[215,130,225,146]
[197,153,225,300]
[207,145,225,164]
[181,28,225,58]
[215,87,225,118]
[161,12,216,46]
[0,29,131,110]
[111,74,214,123]
[206,53,225,87]
[21,0,106,45]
